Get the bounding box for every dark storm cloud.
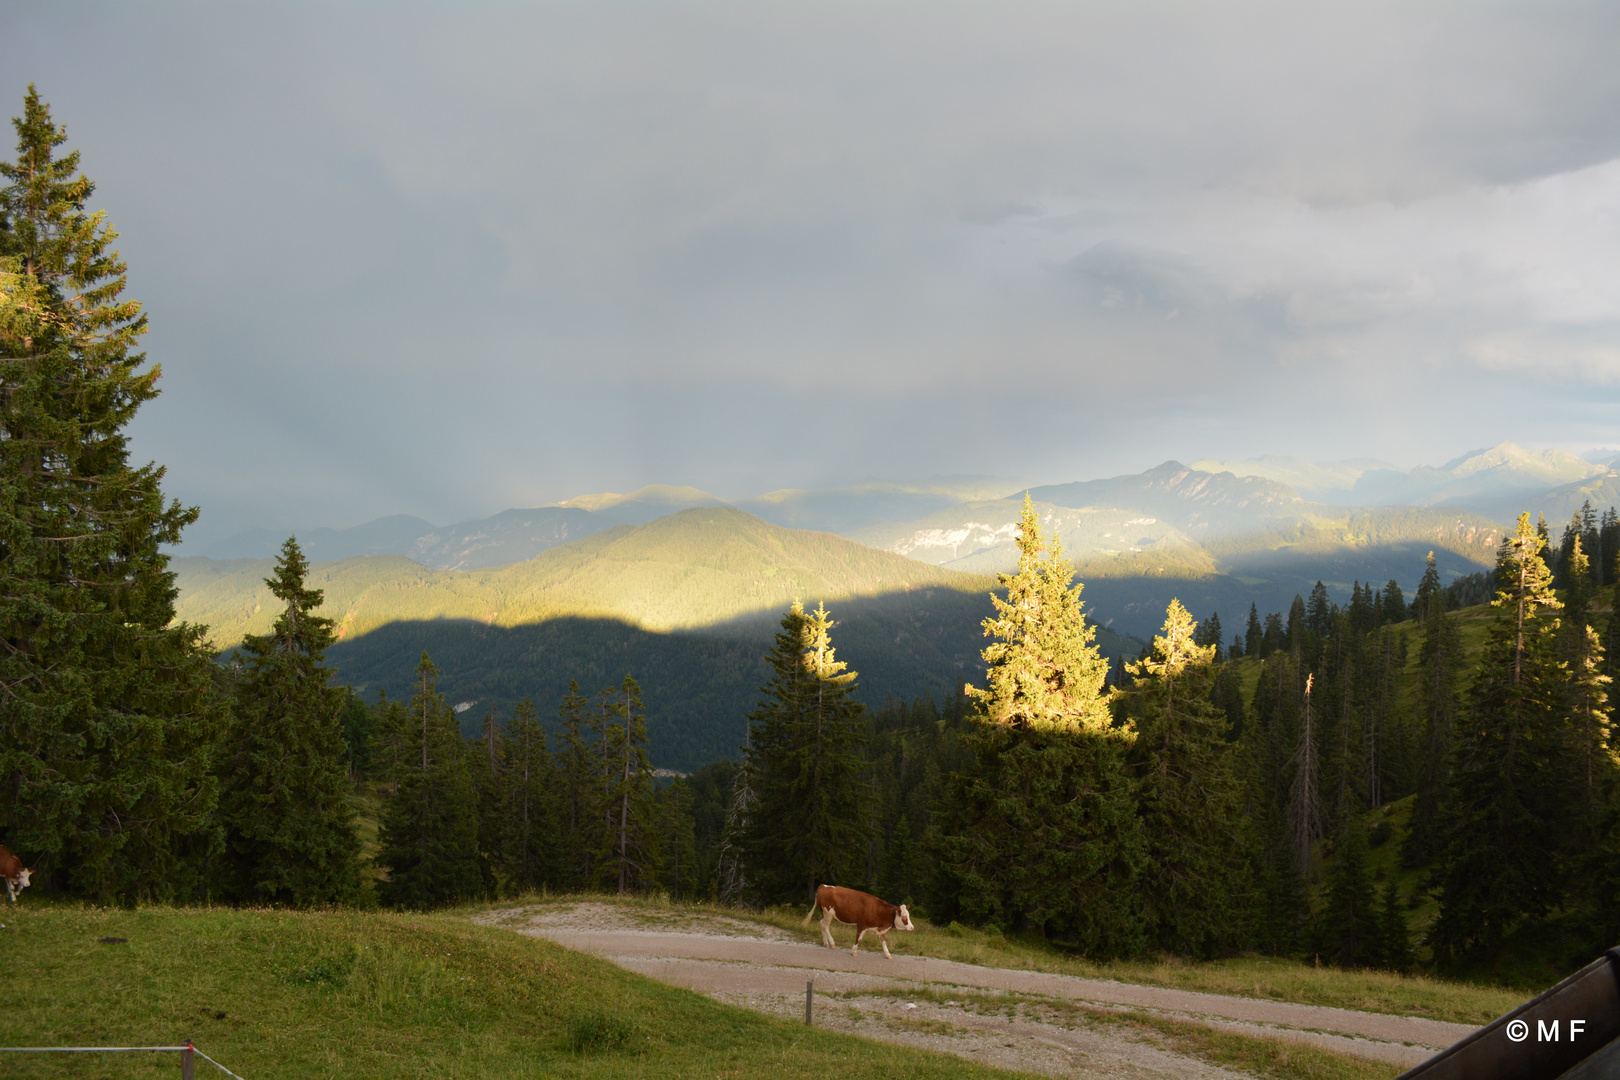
[3,2,1619,540]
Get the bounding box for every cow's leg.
[879,930,892,959]
[4,881,13,903]
[819,906,837,949]
[852,927,867,956]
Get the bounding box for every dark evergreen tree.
[1210,661,1246,741]
[470,705,505,896]
[1381,580,1406,626]
[1286,673,1321,881]
[1193,611,1224,661]
[555,681,596,889]
[742,601,870,903]
[0,88,226,901]
[598,675,660,893]
[1306,582,1333,639]
[1404,563,1462,869]
[1429,514,1578,970]
[935,498,1145,955]
[218,537,361,905]
[337,690,373,781]
[501,697,554,892]
[658,777,701,902]
[1243,650,1310,953]
[1379,878,1415,972]
[1245,604,1263,659]
[376,653,480,908]
[1261,611,1286,657]
[1319,818,1380,968]
[1286,595,1310,656]
[1600,507,1619,587]
[1228,633,1245,661]
[1124,600,1252,956]
[1560,538,1613,841]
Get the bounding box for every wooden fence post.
[805,978,813,1026]
[181,1041,194,1080]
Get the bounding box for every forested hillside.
[175,508,1140,767]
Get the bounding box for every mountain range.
[171,441,1620,768]
[175,508,1135,769]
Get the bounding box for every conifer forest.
[6,83,1620,995]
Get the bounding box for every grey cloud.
[3,2,1619,538]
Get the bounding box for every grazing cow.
[804,884,913,959]
[0,846,30,903]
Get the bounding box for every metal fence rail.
[0,1041,247,1079]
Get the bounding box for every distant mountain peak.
[1437,441,1602,483]
[556,485,723,512]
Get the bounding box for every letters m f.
[1539,1020,1559,1041]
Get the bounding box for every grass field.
[0,902,1036,1080]
[497,893,1525,1027]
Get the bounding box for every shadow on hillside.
[327,588,1017,771]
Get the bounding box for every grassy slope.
[0,904,1032,1080]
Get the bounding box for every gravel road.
[479,903,1470,1078]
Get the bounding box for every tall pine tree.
[501,697,555,893]
[1124,599,1251,956]
[1404,554,1462,869]
[0,87,224,901]
[742,601,870,903]
[1429,514,1576,970]
[598,676,660,894]
[935,497,1145,956]
[376,653,480,908]
[218,537,361,905]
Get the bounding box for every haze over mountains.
[171,441,1620,767]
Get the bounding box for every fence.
[0,1042,247,1079]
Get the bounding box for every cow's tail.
[803,885,825,924]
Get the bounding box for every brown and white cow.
[0,846,31,903]
[804,884,913,958]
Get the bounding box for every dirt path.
[479,903,1467,1077]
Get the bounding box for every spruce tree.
[1381,580,1406,626]
[742,601,870,903]
[1560,538,1613,839]
[554,681,596,889]
[1245,604,1263,659]
[1600,507,1619,587]
[1429,514,1576,970]
[1319,818,1380,968]
[1286,674,1321,881]
[376,653,480,908]
[218,537,361,905]
[0,87,225,901]
[1379,879,1415,972]
[1125,599,1251,956]
[936,497,1144,955]
[470,706,505,896]
[1403,560,1462,869]
[501,697,554,893]
[598,675,660,894]
[1306,583,1332,639]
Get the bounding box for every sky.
[6,2,1620,543]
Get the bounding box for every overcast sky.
[6,2,1620,540]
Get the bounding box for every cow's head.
[893,904,914,931]
[15,868,29,889]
